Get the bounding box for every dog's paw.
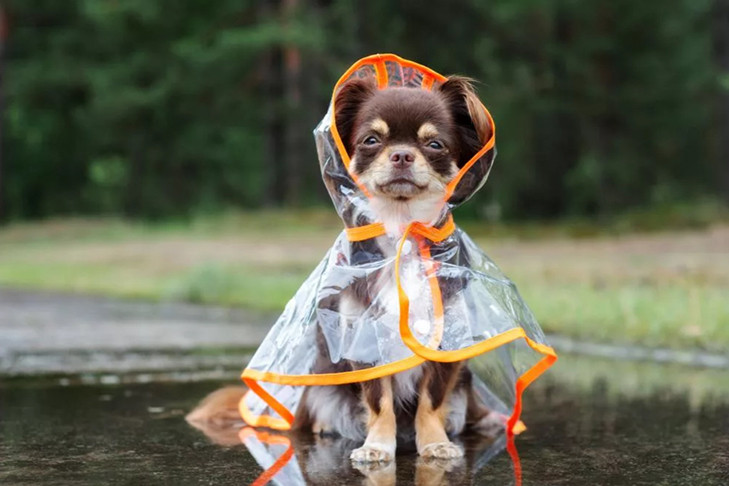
[350,442,395,463]
[419,441,464,459]
[351,459,396,484]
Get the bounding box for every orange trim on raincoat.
[239,326,552,433]
[329,53,495,203]
[240,53,556,438]
[239,427,295,486]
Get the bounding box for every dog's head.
[334,77,491,209]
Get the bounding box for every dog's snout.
[389,150,415,168]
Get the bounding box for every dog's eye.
[363,136,380,146]
[427,140,444,150]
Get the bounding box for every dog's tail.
[186,385,246,427]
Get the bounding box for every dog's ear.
[437,76,491,167]
[334,78,377,156]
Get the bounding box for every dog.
[295,75,502,463]
[187,75,504,464]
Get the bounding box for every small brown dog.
[299,76,498,463]
[189,75,503,463]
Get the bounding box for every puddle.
[1,355,728,485]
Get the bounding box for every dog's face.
[344,87,458,202]
[334,77,489,206]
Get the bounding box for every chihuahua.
[186,75,503,464]
[299,76,501,463]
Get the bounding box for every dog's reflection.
[188,396,514,486]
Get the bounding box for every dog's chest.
[367,238,427,317]
[391,365,423,405]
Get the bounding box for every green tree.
[1,0,724,220]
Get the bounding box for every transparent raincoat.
[239,54,557,437]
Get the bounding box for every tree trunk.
[591,1,618,215]
[260,1,285,206]
[262,47,285,206]
[282,0,302,205]
[713,0,729,203]
[529,6,581,217]
[0,5,7,220]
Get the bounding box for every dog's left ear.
[437,76,491,167]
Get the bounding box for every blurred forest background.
[2,0,728,222]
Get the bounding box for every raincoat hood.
[318,54,497,228]
[239,54,556,438]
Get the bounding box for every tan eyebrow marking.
[418,122,439,139]
[370,118,389,136]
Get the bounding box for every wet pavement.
[2,357,728,485]
[1,290,728,485]
[0,289,270,376]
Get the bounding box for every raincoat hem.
[240,329,557,435]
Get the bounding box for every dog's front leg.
[415,362,464,459]
[350,376,396,463]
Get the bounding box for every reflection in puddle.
[3,354,728,484]
[189,417,520,486]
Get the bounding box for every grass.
[1,207,727,352]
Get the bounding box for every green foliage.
[165,263,240,305]
[2,0,726,219]
[86,155,129,212]
[165,262,304,310]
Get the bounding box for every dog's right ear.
[334,78,376,156]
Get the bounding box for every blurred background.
[0,0,727,351]
[1,3,729,483]
[3,0,729,220]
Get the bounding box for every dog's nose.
[389,150,415,168]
